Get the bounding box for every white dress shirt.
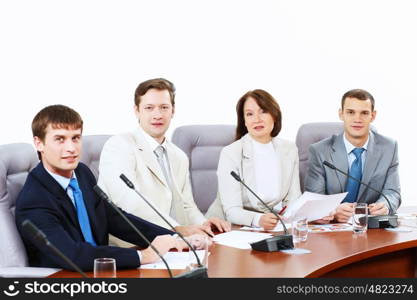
[343,134,369,172]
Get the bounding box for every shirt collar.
[44,166,76,191]
[138,124,168,152]
[343,133,369,154]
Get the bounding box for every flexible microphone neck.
[119,174,205,269]
[21,220,89,278]
[230,171,289,234]
[93,185,174,278]
[323,161,394,215]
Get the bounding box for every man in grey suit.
[304,89,400,223]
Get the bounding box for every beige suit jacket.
[206,134,301,226]
[98,128,206,246]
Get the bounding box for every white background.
[1,0,416,205]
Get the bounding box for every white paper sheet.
[0,267,61,278]
[213,230,272,249]
[385,227,413,232]
[283,191,347,222]
[140,250,206,270]
[240,223,292,233]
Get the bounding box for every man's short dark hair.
[341,89,375,111]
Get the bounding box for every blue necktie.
[343,148,365,203]
[69,178,97,246]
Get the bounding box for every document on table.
[140,250,206,270]
[213,230,272,249]
[240,222,292,232]
[283,191,347,222]
[0,267,61,278]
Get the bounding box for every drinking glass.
[292,217,308,243]
[353,203,368,234]
[94,258,116,278]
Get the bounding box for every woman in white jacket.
[207,89,301,230]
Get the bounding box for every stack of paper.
[213,230,272,249]
[140,250,206,270]
[240,222,292,232]
[0,267,61,278]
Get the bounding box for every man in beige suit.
[98,78,230,246]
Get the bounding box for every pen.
[277,206,287,215]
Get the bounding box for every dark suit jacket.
[15,162,173,271]
[304,131,401,212]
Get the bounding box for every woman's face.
[243,97,275,143]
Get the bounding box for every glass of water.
[292,217,308,243]
[94,258,116,278]
[353,203,368,234]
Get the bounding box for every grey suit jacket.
[304,131,401,212]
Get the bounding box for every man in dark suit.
[304,89,400,222]
[15,105,200,271]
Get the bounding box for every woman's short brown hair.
[134,78,176,107]
[235,89,282,141]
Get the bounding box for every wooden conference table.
[50,211,417,278]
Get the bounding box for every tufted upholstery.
[171,125,236,213]
[0,143,38,268]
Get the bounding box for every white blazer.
[98,128,206,241]
[206,134,301,226]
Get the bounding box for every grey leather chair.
[296,122,344,191]
[80,135,112,179]
[0,143,38,268]
[171,125,235,213]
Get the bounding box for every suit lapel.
[166,142,181,191]
[357,132,380,202]
[133,128,169,188]
[330,134,349,193]
[241,135,258,207]
[272,138,287,201]
[75,167,101,244]
[31,163,79,229]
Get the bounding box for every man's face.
[34,124,82,178]
[135,88,174,143]
[339,97,376,141]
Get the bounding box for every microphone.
[118,175,208,278]
[323,161,398,228]
[230,171,294,252]
[21,220,89,278]
[93,185,174,278]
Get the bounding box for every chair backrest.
[80,135,112,179]
[296,122,344,191]
[171,125,236,213]
[0,143,39,267]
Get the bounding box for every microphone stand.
[323,161,398,228]
[93,186,174,278]
[230,171,294,252]
[119,174,208,278]
[22,220,89,278]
